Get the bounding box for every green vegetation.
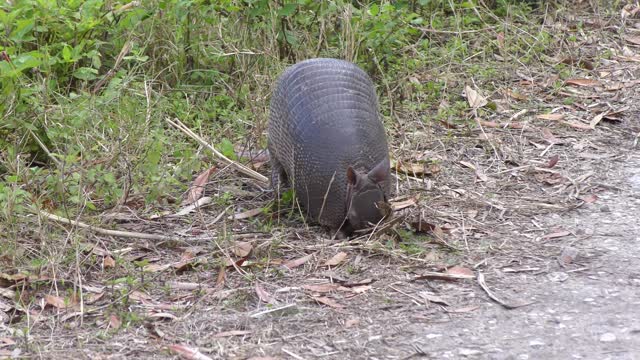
[1,0,572,267]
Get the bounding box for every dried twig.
[36,208,181,242]
[477,272,534,309]
[166,117,269,184]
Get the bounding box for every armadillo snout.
[347,187,388,230]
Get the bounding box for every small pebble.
[529,339,545,348]
[600,333,616,342]
[600,205,611,212]
[458,348,482,356]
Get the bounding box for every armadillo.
[267,58,391,237]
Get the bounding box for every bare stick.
[166,117,269,184]
[36,208,180,242]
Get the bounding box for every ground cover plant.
[1,0,640,358]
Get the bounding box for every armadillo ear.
[346,166,358,186]
[367,158,390,183]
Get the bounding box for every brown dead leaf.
[282,254,313,270]
[589,112,607,129]
[445,305,480,313]
[303,284,340,293]
[346,285,372,294]
[541,128,561,144]
[546,155,559,169]
[625,35,640,46]
[477,119,527,129]
[475,168,488,182]
[345,318,360,328]
[185,167,216,205]
[563,120,593,130]
[503,88,528,100]
[228,207,263,220]
[215,266,226,288]
[542,230,571,240]
[108,314,122,329]
[537,113,565,121]
[558,247,579,266]
[312,296,344,309]
[341,278,374,287]
[45,294,73,309]
[390,195,417,211]
[103,256,116,269]
[149,312,178,321]
[255,283,272,303]
[129,290,151,302]
[324,252,348,267]
[464,85,488,109]
[565,78,601,87]
[446,266,474,277]
[143,263,172,273]
[232,241,253,257]
[419,292,450,306]
[213,330,252,338]
[560,57,595,70]
[85,292,105,304]
[394,160,440,177]
[168,344,213,360]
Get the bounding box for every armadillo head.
[345,158,391,232]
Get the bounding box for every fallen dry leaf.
[446,266,474,277]
[589,112,607,129]
[419,292,450,306]
[168,343,213,360]
[546,154,559,169]
[537,113,565,121]
[503,88,528,101]
[282,254,313,270]
[464,85,488,109]
[103,256,116,269]
[558,246,579,266]
[149,312,178,321]
[255,283,272,303]
[213,330,252,338]
[45,294,73,309]
[108,314,122,329]
[541,128,562,144]
[580,194,598,203]
[565,78,601,87]
[303,284,340,293]
[232,241,253,257]
[312,296,344,309]
[542,230,571,240]
[185,167,216,205]
[228,207,263,220]
[390,195,417,211]
[446,305,480,313]
[324,252,348,267]
[563,120,593,130]
[344,318,360,328]
[625,35,640,46]
[394,160,440,177]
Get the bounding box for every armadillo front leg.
[270,157,289,199]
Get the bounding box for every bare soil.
[2,4,640,360]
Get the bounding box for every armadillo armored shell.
[267,58,391,232]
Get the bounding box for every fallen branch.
[166,117,269,184]
[36,208,180,242]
